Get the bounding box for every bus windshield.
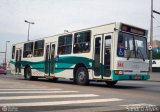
[117,32,147,60]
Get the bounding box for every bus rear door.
[15,48,22,74]
[45,43,56,78]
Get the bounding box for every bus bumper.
[112,72,150,81]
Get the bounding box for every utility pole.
[149,0,160,73]
[149,0,153,73]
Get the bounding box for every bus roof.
[13,22,148,45]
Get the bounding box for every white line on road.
[0,98,123,107]
[120,103,156,107]
[0,91,79,94]
[0,89,62,91]
[0,94,99,100]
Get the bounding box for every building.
[153,40,160,48]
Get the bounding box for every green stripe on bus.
[10,56,93,73]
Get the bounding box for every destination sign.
[121,24,146,36]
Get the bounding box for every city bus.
[10,22,150,86]
[152,48,160,72]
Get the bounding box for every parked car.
[0,66,6,75]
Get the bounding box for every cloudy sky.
[0,0,160,63]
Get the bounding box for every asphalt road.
[0,74,160,112]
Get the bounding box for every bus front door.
[15,49,22,74]
[103,34,112,79]
[45,43,56,77]
[93,34,112,79]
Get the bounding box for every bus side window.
[34,40,44,57]
[12,46,15,59]
[58,34,72,55]
[23,42,33,58]
[73,31,91,53]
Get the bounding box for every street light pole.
[149,0,153,73]
[4,41,10,70]
[27,23,30,42]
[25,20,35,41]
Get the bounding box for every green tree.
[153,51,160,59]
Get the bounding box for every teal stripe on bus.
[10,56,94,74]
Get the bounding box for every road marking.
[0,91,79,94]
[121,103,156,107]
[0,89,62,91]
[0,94,99,100]
[0,98,123,107]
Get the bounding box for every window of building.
[34,40,44,57]
[23,42,33,58]
[58,34,72,55]
[73,30,91,53]
[12,46,15,59]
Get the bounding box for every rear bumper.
[112,71,150,81]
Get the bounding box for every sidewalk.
[149,72,160,82]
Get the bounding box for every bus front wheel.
[75,67,89,85]
[105,81,117,86]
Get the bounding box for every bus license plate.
[134,75,141,80]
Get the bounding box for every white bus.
[10,22,150,86]
[152,59,160,72]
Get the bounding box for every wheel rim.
[78,71,86,82]
[76,67,89,85]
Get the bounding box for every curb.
[148,79,160,82]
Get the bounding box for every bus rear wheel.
[24,67,34,80]
[75,67,89,85]
[105,81,117,86]
[48,78,58,81]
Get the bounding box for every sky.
[0,0,160,63]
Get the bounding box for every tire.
[48,78,58,82]
[24,67,33,80]
[75,67,89,85]
[105,81,118,86]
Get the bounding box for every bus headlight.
[115,70,123,75]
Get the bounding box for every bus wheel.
[75,67,89,85]
[24,67,32,80]
[49,78,58,82]
[105,81,117,86]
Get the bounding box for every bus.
[152,59,160,72]
[10,22,150,86]
[152,48,160,72]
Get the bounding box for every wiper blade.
[126,50,131,60]
[126,50,136,60]
[137,47,145,61]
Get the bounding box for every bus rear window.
[34,40,44,57]
[73,30,91,53]
[23,42,33,58]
